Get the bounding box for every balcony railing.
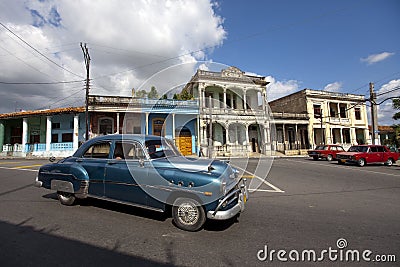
[2,142,73,153]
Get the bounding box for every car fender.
[39,162,89,195]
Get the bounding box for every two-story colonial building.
[269,89,369,150]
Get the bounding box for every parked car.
[307,144,345,161]
[35,134,248,231]
[336,145,398,167]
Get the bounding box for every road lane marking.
[283,158,400,177]
[0,161,23,165]
[12,164,43,169]
[231,164,285,193]
[0,166,38,172]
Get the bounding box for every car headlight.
[230,168,239,179]
[220,181,227,195]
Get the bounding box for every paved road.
[0,158,399,266]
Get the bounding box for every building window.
[99,117,114,135]
[62,133,73,142]
[52,122,60,129]
[355,108,361,120]
[339,106,347,118]
[313,104,321,118]
[51,134,58,143]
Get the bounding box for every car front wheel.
[385,158,394,166]
[57,191,76,206]
[357,158,366,167]
[172,197,206,232]
[326,154,333,161]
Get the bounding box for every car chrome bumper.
[34,176,42,187]
[207,179,248,220]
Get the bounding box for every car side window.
[330,146,336,151]
[370,147,378,153]
[83,142,111,158]
[377,146,385,152]
[337,147,344,151]
[113,141,145,160]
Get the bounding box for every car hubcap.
[177,203,199,225]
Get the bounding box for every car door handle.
[76,158,83,162]
[107,160,118,165]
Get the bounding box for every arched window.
[99,117,114,135]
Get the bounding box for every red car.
[307,144,345,161]
[336,145,398,167]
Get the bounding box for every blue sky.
[0,0,399,124]
[212,0,399,93]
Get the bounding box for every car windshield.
[145,138,182,159]
[315,146,325,150]
[348,146,368,152]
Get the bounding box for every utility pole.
[369,82,379,144]
[81,43,90,141]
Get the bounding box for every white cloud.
[360,52,395,65]
[323,81,342,92]
[0,0,226,112]
[265,76,301,101]
[375,79,400,125]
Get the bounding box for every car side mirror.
[49,156,56,162]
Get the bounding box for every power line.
[0,80,84,85]
[0,22,83,78]
[376,86,400,97]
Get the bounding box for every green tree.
[179,89,193,100]
[136,89,147,98]
[390,98,400,147]
[392,99,400,120]
[147,86,159,99]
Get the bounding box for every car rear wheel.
[385,158,394,166]
[312,156,318,161]
[357,158,366,167]
[172,197,205,232]
[57,191,76,206]
[326,154,333,161]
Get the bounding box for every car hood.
[151,157,229,175]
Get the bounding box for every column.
[73,115,79,150]
[245,125,249,151]
[201,86,206,108]
[223,88,227,109]
[339,128,343,144]
[22,118,28,152]
[225,125,229,145]
[337,103,340,118]
[295,124,298,149]
[196,115,200,154]
[46,116,52,152]
[350,128,356,145]
[172,113,176,141]
[364,129,370,144]
[263,126,267,153]
[282,124,286,150]
[0,120,4,152]
[243,90,247,111]
[116,112,120,134]
[145,112,149,135]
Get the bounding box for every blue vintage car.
[35,134,248,231]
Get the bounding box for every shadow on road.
[0,218,175,266]
[41,193,168,222]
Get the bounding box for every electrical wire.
[0,22,83,78]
